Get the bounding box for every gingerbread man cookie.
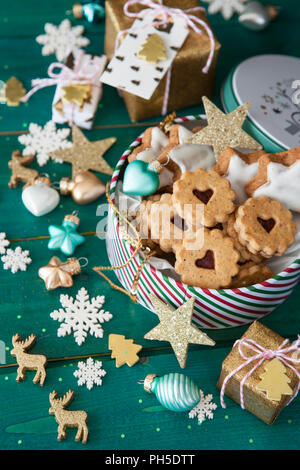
[175,229,239,289]
[214,147,265,204]
[149,193,194,253]
[173,169,236,228]
[231,261,273,288]
[234,196,297,258]
[245,147,300,212]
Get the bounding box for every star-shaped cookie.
[186,97,262,158]
[49,125,116,178]
[144,295,215,368]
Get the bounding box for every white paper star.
[203,0,247,20]
[36,19,90,62]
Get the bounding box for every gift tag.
[101,12,189,100]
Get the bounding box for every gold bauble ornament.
[59,170,105,205]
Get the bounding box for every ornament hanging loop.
[78,257,88,268]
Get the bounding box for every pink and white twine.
[220,336,300,409]
[117,0,216,115]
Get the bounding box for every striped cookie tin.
[106,116,300,329]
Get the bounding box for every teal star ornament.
[48,213,85,256]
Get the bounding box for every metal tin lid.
[222,54,300,152]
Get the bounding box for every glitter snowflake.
[188,390,217,424]
[203,0,247,20]
[50,287,113,346]
[1,247,32,274]
[36,19,90,62]
[18,121,72,166]
[0,233,10,254]
[74,357,106,390]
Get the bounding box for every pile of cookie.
[129,124,299,289]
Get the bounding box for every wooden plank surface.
[0,0,300,450]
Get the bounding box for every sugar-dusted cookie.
[245,147,300,212]
[128,127,169,163]
[149,193,194,253]
[214,147,265,203]
[175,229,239,289]
[224,213,263,264]
[159,125,216,182]
[235,196,297,258]
[173,169,236,228]
[231,262,273,288]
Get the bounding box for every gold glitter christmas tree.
[256,358,293,401]
[144,295,215,368]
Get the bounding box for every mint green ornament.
[122,160,160,196]
[48,213,85,256]
[144,373,201,412]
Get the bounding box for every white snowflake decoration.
[18,121,72,166]
[203,0,247,20]
[50,287,113,346]
[0,233,10,254]
[74,357,106,390]
[188,390,217,424]
[1,247,32,274]
[36,19,90,62]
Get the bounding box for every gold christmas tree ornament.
[186,96,263,158]
[38,256,83,290]
[49,125,116,178]
[62,84,91,107]
[256,358,294,401]
[5,77,26,106]
[137,33,167,64]
[144,296,215,368]
[109,334,142,367]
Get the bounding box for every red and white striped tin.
[107,116,300,329]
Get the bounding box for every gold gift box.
[104,0,221,122]
[217,321,299,425]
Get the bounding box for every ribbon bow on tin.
[220,336,300,409]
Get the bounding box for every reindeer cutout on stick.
[49,390,89,444]
[11,334,47,386]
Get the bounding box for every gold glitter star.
[49,125,116,178]
[144,295,215,368]
[186,97,262,159]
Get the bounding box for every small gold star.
[186,97,262,158]
[49,125,116,178]
[144,295,215,368]
[38,256,81,290]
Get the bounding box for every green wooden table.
[0,0,299,451]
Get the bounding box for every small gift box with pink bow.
[22,49,107,129]
[218,321,300,424]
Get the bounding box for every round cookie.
[224,213,263,264]
[230,261,273,288]
[234,196,297,258]
[149,193,194,253]
[173,169,236,228]
[175,229,239,289]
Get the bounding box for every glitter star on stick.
[144,296,215,368]
[49,125,116,178]
[185,97,262,159]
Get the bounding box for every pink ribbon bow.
[220,336,300,409]
[21,51,101,103]
[117,0,216,115]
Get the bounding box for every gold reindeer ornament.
[11,334,47,385]
[49,390,89,444]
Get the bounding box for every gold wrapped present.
[217,321,300,424]
[104,0,221,122]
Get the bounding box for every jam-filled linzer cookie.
[234,196,297,258]
[225,213,263,264]
[230,261,273,288]
[173,169,236,228]
[149,193,193,253]
[175,229,239,289]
